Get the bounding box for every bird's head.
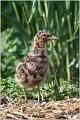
[33,30,57,48]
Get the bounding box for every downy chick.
[15,30,57,103]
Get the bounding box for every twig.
[36,103,45,112]
[7,113,19,119]
[12,112,35,120]
[0,107,9,110]
[5,93,15,103]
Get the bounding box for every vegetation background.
[1,1,79,101]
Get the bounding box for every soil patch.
[0,96,80,120]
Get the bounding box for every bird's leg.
[37,85,40,103]
[22,88,28,103]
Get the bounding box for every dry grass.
[0,95,80,120]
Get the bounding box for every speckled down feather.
[15,30,57,102]
[15,47,47,88]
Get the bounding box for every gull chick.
[15,30,57,103]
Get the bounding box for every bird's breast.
[15,48,48,87]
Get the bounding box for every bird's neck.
[33,45,47,58]
[33,40,45,48]
[33,46,45,52]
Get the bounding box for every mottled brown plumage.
[15,30,57,103]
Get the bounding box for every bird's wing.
[15,49,47,85]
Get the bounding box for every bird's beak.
[52,35,58,40]
[47,35,58,41]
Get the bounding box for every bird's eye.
[43,34,46,37]
[42,34,46,37]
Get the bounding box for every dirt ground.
[0,96,80,120]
